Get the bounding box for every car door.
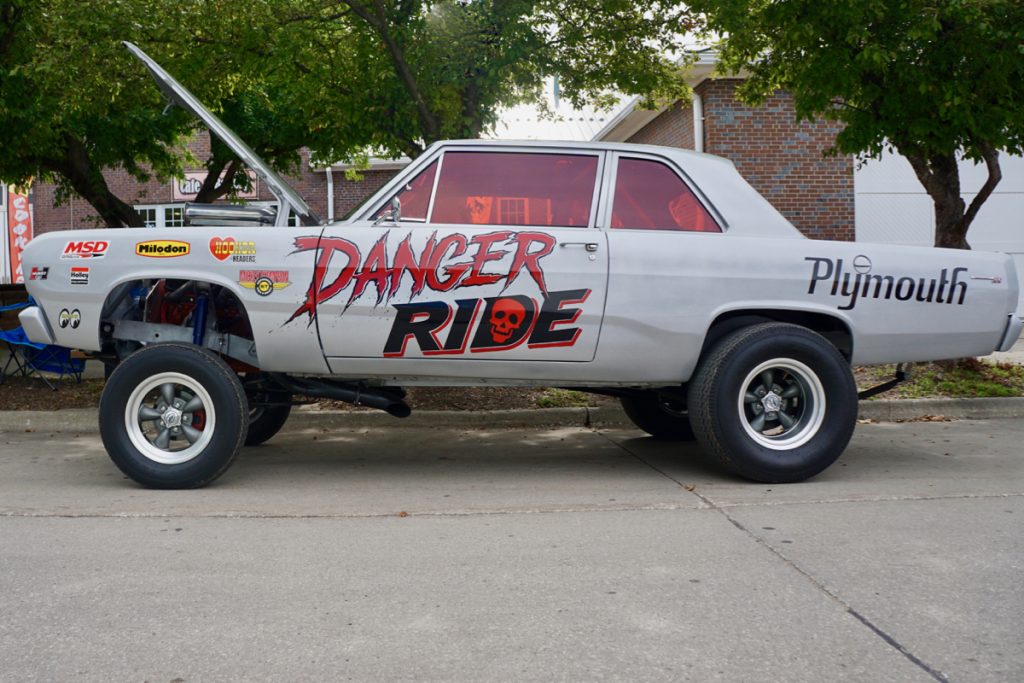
[305,146,610,368]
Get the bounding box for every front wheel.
[688,323,857,483]
[99,343,248,489]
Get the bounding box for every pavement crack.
[603,432,951,682]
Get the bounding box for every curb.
[1,398,1022,434]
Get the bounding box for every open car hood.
[124,42,320,227]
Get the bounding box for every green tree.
[691,0,1024,248]
[0,0,694,226]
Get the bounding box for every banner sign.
[7,188,33,285]
[173,169,258,201]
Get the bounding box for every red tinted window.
[374,161,437,222]
[430,152,597,227]
[611,158,720,232]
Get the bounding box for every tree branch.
[342,0,442,143]
[962,143,1001,230]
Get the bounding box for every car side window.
[611,157,721,232]
[429,151,597,227]
[373,161,438,222]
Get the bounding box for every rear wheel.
[688,323,857,483]
[620,391,695,441]
[99,343,248,489]
[245,386,292,447]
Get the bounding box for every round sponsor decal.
[58,308,81,329]
[254,277,274,296]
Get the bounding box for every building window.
[134,204,185,228]
[611,158,720,232]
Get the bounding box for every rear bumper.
[18,306,55,345]
[998,314,1024,352]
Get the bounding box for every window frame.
[133,203,187,229]
[357,144,607,230]
[599,152,727,233]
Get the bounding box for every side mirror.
[373,196,402,225]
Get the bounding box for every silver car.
[19,44,1023,488]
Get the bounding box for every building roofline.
[592,49,742,143]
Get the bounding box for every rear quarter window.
[611,157,720,232]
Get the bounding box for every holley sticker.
[70,266,90,285]
[239,270,290,296]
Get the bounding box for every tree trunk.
[49,134,143,228]
[904,145,1002,250]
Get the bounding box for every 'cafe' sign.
[173,169,258,201]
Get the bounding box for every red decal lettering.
[462,231,512,287]
[426,234,470,292]
[504,232,555,296]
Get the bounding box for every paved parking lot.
[1,417,1022,681]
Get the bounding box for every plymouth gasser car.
[18,44,1024,488]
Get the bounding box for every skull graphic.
[489,298,527,344]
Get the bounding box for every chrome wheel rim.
[738,359,825,450]
[124,372,216,465]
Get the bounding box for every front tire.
[99,343,248,489]
[688,323,857,483]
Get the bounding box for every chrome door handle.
[560,242,599,252]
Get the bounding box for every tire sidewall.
[695,325,857,482]
[100,344,247,488]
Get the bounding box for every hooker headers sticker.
[805,256,967,311]
[210,237,256,263]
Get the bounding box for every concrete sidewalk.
[1,418,1021,681]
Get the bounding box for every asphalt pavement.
[0,416,1022,682]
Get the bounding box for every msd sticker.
[61,240,109,259]
[136,240,190,257]
[70,266,89,286]
[239,270,290,296]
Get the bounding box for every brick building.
[592,53,854,241]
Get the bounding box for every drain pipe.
[692,92,704,153]
[325,166,335,223]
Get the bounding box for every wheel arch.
[699,307,854,362]
[98,273,258,364]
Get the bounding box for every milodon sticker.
[61,240,108,259]
[29,267,48,280]
[239,270,290,296]
[136,240,190,258]
[286,230,557,324]
[58,308,81,329]
[383,289,591,357]
[210,237,256,263]
[70,266,89,286]
[805,256,968,310]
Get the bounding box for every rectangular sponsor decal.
[70,266,89,286]
[209,237,256,263]
[61,240,109,260]
[136,240,190,258]
[29,266,48,281]
[239,269,290,296]
[7,188,34,284]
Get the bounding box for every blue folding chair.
[0,298,84,390]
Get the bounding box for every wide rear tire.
[688,323,857,483]
[99,343,248,489]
